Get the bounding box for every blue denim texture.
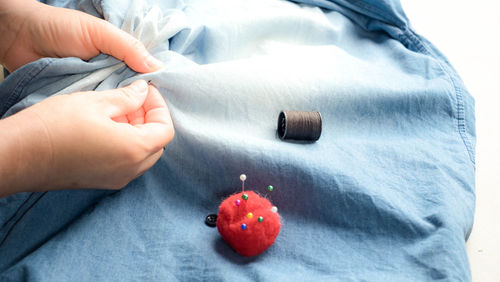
[0,0,475,280]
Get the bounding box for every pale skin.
[0,0,174,197]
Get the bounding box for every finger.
[88,19,163,73]
[97,80,149,117]
[133,85,175,150]
[111,85,174,152]
[143,85,172,125]
[134,149,164,178]
[112,116,129,123]
[127,107,146,125]
[136,122,175,152]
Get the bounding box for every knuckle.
[130,38,145,52]
[117,87,135,99]
[116,87,140,104]
[122,39,146,62]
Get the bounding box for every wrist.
[0,109,54,197]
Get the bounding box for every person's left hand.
[0,0,162,73]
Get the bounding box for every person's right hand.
[0,80,174,196]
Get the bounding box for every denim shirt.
[0,0,475,281]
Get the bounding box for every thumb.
[97,80,149,118]
[89,20,163,73]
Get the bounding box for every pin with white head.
[234,174,247,208]
[240,174,246,192]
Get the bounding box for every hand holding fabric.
[0,0,162,72]
[0,80,174,196]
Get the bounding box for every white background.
[401,1,500,281]
[1,1,499,280]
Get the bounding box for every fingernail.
[145,55,163,71]
[130,80,148,94]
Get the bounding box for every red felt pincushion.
[216,191,281,257]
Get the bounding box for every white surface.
[401,1,500,281]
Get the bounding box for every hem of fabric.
[400,27,475,166]
[309,0,475,166]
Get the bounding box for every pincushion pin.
[240,174,246,192]
[237,174,247,217]
[263,184,275,202]
[266,185,278,214]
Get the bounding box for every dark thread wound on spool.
[277,111,322,141]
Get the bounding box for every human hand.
[0,0,162,72]
[0,80,174,196]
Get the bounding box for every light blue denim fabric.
[0,0,475,281]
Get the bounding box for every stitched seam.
[347,0,403,26]
[327,0,475,165]
[324,0,475,164]
[402,28,475,165]
[0,59,56,116]
[0,192,47,248]
[292,0,403,27]
[0,193,35,231]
